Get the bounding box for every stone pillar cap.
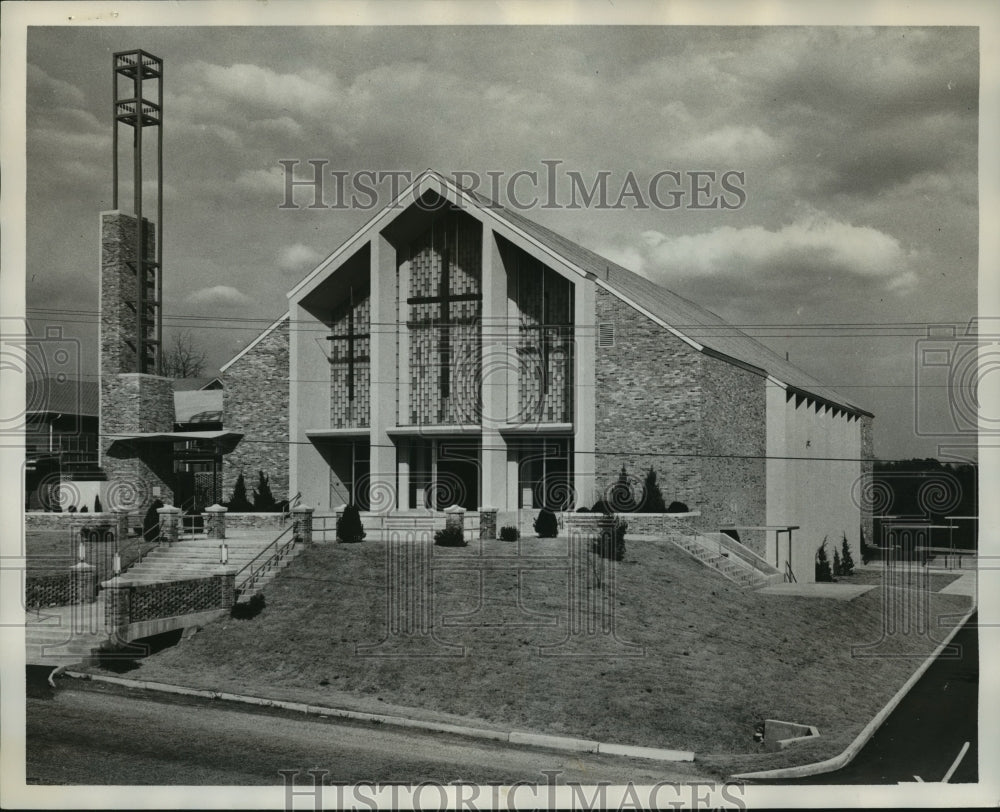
[444,505,466,513]
[112,507,131,513]
[205,504,228,513]
[70,561,96,571]
[477,506,498,512]
[157,505,183,514]
[292,504,315,513]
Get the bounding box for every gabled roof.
[478,194,871,416]
[171,376,223,392]
[219,312,289,373]
[283,170,871,418]
[174,389,223,423]
[26,377,98,417]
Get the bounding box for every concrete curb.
[60,671,695,763]
[729,605,977,782]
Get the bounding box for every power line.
[92,431,973,465]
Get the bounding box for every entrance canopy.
[106,430,244,455]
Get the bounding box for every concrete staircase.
[26,531,302,666]
[667,531,777,589]
[118,536,292,586]
[26,597,110,666]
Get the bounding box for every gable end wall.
[222,318,290,502]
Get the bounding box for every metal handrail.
[234,524,296,596]
[280,492,302,525]
[785,561,797,583]
[713,533,780,575]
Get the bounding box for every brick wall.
[593,288,703,512]
[860,414,875,546]
[222,317,290,502]
[698,354,767,555]
[104,572,234,631]
[125,575,229,623]
[25,573,74,609]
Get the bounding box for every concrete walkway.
[757,582,876,600]
[937,568,977,600]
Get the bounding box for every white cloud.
[27,63,86,109]
[676,124,778,163]
[278,243,323,272]
[633,209,914,287]
[234,165,288,196]
[186,285,251,307]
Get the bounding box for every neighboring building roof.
[25,377,99,418]
[174,389,224,423]
[171,376,223,391]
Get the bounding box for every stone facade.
[222,316,290,502]
[594,287,703,512]
[593,289,767,549]
[100,212,156,375]
[698,353,767,555]
[100,373,176,514]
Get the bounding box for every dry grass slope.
[125,537,971,774]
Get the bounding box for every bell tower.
[109,49,163,374]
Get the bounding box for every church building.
[220,171,874,581]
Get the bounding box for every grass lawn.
[26,531,154,583]
[111,536,972,776]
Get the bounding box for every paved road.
[769,613,978,784]
[25,676,712,787]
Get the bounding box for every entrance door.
[518,437,573,509]
[435,440,479,510]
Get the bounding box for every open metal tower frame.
[112,49,163,375]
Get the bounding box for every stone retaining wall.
[224,513,288,529]
[107,573,233,627]
[25,512,117,536]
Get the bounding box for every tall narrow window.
[328,285,370,401]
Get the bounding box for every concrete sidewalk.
[61,670,696,764]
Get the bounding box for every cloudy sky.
[21,22,981,461]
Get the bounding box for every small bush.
[840,534,856,576]
[639,467,668,513]
[591,499,610,514]
[859,524,874,564]
[226,472,254,513]
[815,538,834,582]
[252,470,278,512]
[231,593,265,619]
[142,499,164,541]
[666,501,689,514]
[336,504,366,543]
[434,525,467,547]
[593,516,627,561]
[499,525,520,541]
[576,506,589,513]
[94,494,103,513]
[534,508,559,538]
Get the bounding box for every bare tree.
[161,330,207,378]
